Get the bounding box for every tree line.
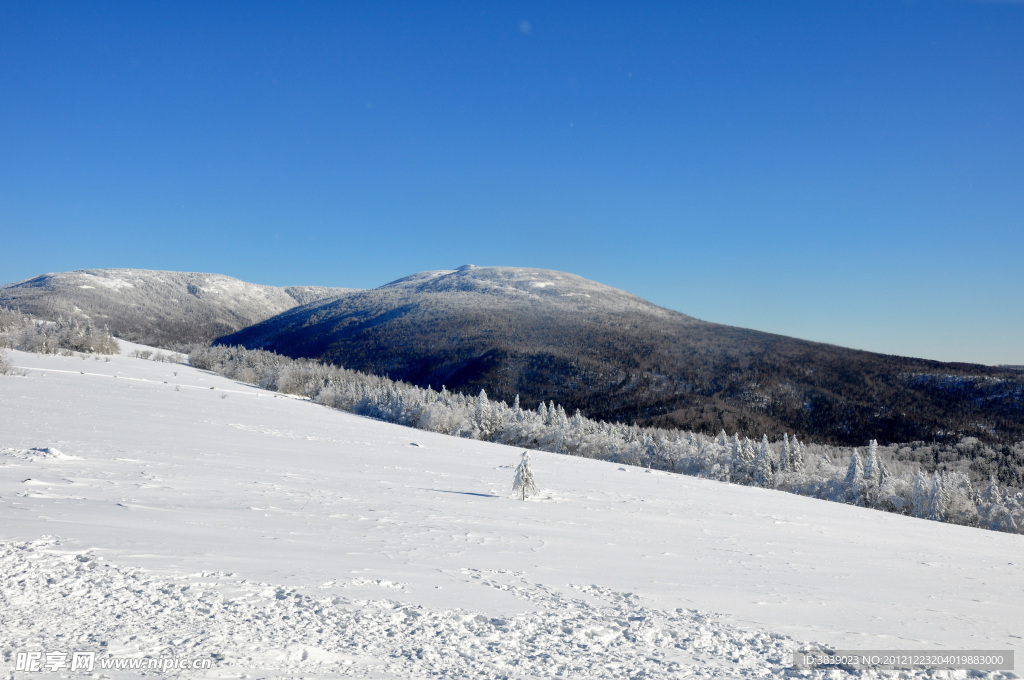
[189,344,1024,535]
[0,307,119,356]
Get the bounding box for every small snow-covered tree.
[941,471,978,527]
[911,470,930,519]
[755,435,774,488]
[789,436,804,472]
[927,471,949,522]
[863,440,880,486]
[740,437,756,463]
[979,476,1020,533]
[861,440,882,505]
[845,450,864,505]
[778,434,791,472]
[982,475,1002,506]
[0,350,14,375]
[512,451,538,500]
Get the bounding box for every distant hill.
[216,265,1024,446]
[0,269,348,348]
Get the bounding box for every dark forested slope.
[217,265,1024,446]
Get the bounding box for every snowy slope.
[1,347,1021,678]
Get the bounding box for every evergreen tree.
[983,475,1002,505]
[474,389,489,428]
[927,471,949,522]
[778,434,791,472]
[571,409,584,434]
[845,450,864,505]
[789,436,804,472]
[845,450,863,486]
[740,437,756,462]
[980,476,1018,533]
[861,440,881,506]
[553,415,566,454]
[863,440,880,487]
[512,451,538,500]
[912,470,930,519]
[755,435,774,488]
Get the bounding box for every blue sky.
[2,1,1022,365]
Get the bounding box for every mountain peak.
[379,265,674,318]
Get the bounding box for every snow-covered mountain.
[382,265,689,317]
[1,346,1020,678]
[5,265,1023,448]
[217,265,1024,447]
[0,269,348,347]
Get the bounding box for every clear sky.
[1,1,1021,365]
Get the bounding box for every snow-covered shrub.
[0,350,15,375]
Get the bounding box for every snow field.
[1,537,805,678]
[1,347,1021,678]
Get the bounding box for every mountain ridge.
[0,268,349,348]
[215,265,1024,447]
[5,265,1021,446]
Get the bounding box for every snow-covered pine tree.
[911,470,930,519]
[553,407,568,454]
[755,435,774,488]
[861,440,881,506]
[845,450,864,505]
[778,434,791,472]
[740,437,756,462]
[512,451,538,500]
[927,471,949,522]
[641,432,657,467]
[789,436,804,471]
[980,476,1019,533]
[983,475,1002,506]
[863,440,880,487]
[474,389,489,428]
[571,409,584,434]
